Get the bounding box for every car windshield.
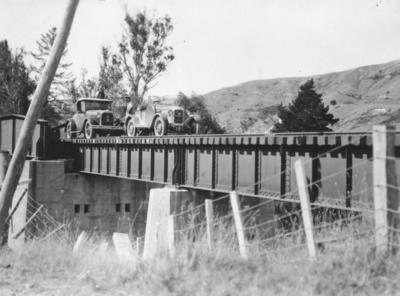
[152,98,176,107]
[84,101,111,111]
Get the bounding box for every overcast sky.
[1,0,400,96]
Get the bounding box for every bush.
[176,92,225,134]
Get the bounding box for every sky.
[1,0,400,96]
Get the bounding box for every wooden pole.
[0,152,10,244]
[295,159,317,258]
[205,199,214,250]
[230,191,248,259]
[0,0,79,239]
[373,125,399,254]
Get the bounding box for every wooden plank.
[373,125,398,254]
[136,237,141,255]
[230,191,248,259]
[205,199,214,250]
[294,159,316,258]
[73,231,88,254]
[13,205,43,239]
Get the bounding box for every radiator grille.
[174,110,183,124]
[101,113,113,126]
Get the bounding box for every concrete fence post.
[373,125,399,254]
[167,215,175,257]
[230,191,248,259]
[295,159,316,258]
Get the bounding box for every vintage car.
[124,96,198,136]
[65,98,124,139]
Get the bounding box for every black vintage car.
[65,98,124,139]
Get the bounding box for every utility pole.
[0,0,80,242]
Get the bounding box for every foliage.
[98,46,128,118]
[176,92,225,134]
[98,46,125,99]
[68,69,98,102]
[31,27,73,101]
[0,40,35,115]
[30,27,76,125]
[240,117,257,132]
[273,79,339,132]
[119,12,174,107]
[257,105,280,121]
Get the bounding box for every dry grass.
[1,214,400,296]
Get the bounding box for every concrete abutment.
[29,159,275,236]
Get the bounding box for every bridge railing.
[68,132,381,203]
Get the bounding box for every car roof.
[77,98,112,103]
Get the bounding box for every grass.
[1,212,400,296]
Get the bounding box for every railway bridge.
[0,114,388,234]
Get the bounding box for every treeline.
[0,11,224,133]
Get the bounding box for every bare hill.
[203,60,400,133]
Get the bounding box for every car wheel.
[153,117,167,136]
[126,118,137,137]
[84,121,95,139]
[65,121,76,139]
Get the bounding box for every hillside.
[203,60,400,133]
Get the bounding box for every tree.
[273,79,338,132]
[98,46,127,118]
[31,27,75,125]
[0,40,35,115]
[75,69,98,98]
[176,92,225,134]
[31,27,73,101]
[119,12,174,107]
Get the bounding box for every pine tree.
[0,40,35,115]
[273,79,338,132]
[31,27,73,101]
[31,28,76,125]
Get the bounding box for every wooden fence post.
[136,237,141,256]
[167,215,175,257]
[230,191,248,259]
[373,125,399,254]
[295,159,317,258]
[205,199,214,250]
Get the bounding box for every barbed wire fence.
[158,125,400,261]
[7,124,399,262]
